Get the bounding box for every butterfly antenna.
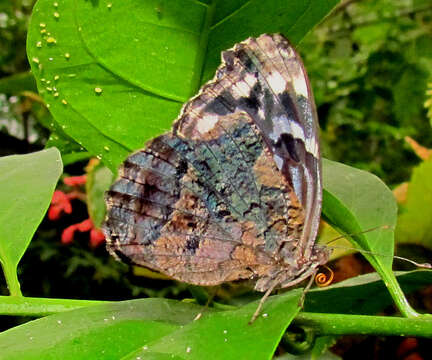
[393,256,432,269]
[325,225,390,246]
[325,245,432,270]
[323,225,432,269]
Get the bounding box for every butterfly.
[103,33,330,321]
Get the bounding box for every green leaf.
[0,299,200,360]
[85,162,113,228]
[123,290,302,360]
[202,0,340,82]
[395,157,432,249]
[26,0,338,171]
[0,291,302,360]
[321,158,422,318]
[0,148,62,296]
[0,72,37,94]
[45,131,91,166]
[322,158,397,268]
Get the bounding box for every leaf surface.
[0,148,62,295]
[27,0,339,171]
[0,291,302,360]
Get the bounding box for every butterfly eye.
[314,265,334,287]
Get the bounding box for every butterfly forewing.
[103,33,328,292]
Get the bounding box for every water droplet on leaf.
[46,36,57,44]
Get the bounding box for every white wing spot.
[292,69,309,97]
[197,114,219,134]
[267,72,286,93]
[290,121,305,140]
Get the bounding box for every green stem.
[1,296,432,338]
[381,269,421,318]
[293,312,432,338]
[0,296,108,317]
[1,262,22,297]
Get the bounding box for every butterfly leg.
[193,286,219,321]
[298,268,318,308]
[249,281,279,325]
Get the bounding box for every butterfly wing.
[104,34,324,290]
[176,33,322,263]
[105,131,282,285]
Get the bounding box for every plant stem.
[1,263,22,297]
[0,296,108,317]
[1,296,432,338]
[293,312,432,338]
[382,270,421,318]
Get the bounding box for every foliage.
[0,0,431,359]
[300,0,432,185]
[25,0,339,171]
[395,146,432,249]
[0,148,62,296]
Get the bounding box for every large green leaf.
[322,158,397,268]
[321,158,423,318]
[26,0,339,171]
[0,291,302,360]
[0,148,62,296]
[395,157,432,249]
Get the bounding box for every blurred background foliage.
[302,0,432,185]
[0,0,432,355]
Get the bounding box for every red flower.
[63,175,87,186]
[48,190,72,220]
[61,218,105,247]
[90,228,106,248]
[48,172,105,247]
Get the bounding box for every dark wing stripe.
[218,34,321,259]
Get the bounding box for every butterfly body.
[103,34,329,293]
